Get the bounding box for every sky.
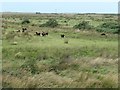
[1,1,119,13]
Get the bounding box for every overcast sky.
[1,1,119,13]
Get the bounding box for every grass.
[2,60,118,88]
[2,13,118,88]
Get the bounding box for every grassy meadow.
[2,13,118,88]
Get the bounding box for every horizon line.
[1,11,118,14]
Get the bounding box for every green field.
[2,13,118,88]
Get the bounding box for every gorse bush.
[73,21,93,30]
[101,22,118,29]
[21,18,30,24]
[40,19,58,28]
[96,22,119,34]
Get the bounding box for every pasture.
[2,13,118,88]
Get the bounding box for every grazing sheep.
[35,31,48,36]
[36,32,41,36]
[41,32,46,36]
[41,32,48,36]
[101,33,106,36]
[101,33,107,38]
[22,28,27,32]
[16,30,21,32]
[61,34,65,38]
[45,32,48,35]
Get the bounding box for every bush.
[21,18,30,24]
[73,21,93,30]
[96,22,119,34]
[101,22,119,29]
[40,19,58,28]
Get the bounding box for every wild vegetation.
[2,13,118,88]
[40,18,58,28]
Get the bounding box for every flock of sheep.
[13,26,108,40]
[16,27,66,38]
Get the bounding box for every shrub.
[21,18,30,24]
[40,19,58,28]
[96,22,119,34]
[101,22,119,29]
[73,21,93,30]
